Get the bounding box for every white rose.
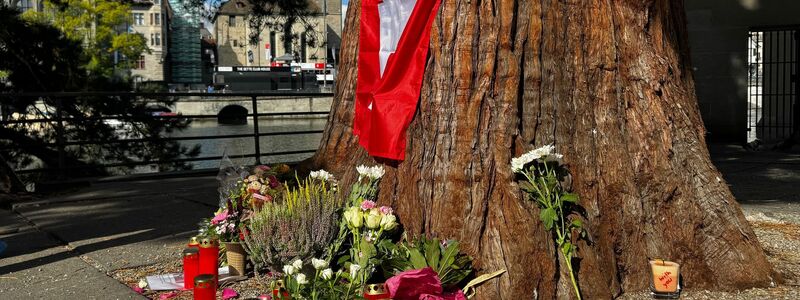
[311,258,328,270]
[283,265,296,275]
[321,268,333,280]
[349,264,361,279]
[292,259,303,270]
[296,273,308,285]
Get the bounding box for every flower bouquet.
[200,163,288,276]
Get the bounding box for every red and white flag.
[354,0,441,161]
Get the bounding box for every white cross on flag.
[354,0,442,161]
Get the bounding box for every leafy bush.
[383,236,473,288]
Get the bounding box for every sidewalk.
[0,176,219,299]
[1,145,799,299]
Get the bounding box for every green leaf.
[519,181,537,193]
[439,241,459,275]
[562,193,579,203]
[561,242,572,256]
[426,238,441,272]
[540,207,556,230]
[409,248,428,269]
[570,219,583,229]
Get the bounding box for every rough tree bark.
[307,0,776,298]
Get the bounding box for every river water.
[170,117,328,170]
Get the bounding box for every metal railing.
[0,92,333,177]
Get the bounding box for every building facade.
[168,0,202,84]
[685,0,800,143]
[213,0,342,67]
[4,0,43,12]
[129,0,170,82]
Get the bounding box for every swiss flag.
[354,0,441,161]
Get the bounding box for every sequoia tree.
[307,0,776,298]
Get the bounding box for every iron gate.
[747,27,799,143]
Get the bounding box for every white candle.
[650,259,680,293]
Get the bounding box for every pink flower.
[256,165,271,171]
[360,200,376,211]
[131,285,144,294]
[268,175,280,188]
[380,206,393,215]
[158,291,179,299]
[211,209,229,225]
[222,288,238,300]
[386,267,443,300]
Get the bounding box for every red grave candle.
[272,280,291,299]
[193,274,217,300]
[364,283,390,300]
[188,236,201,249]
[198,238,219,283]
[182,248,199,289]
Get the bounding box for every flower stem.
[563,252,582,300]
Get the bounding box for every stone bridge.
[171,96,333,117]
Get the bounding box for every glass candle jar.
[649,259,681,298]
[193,274,216,300]
[183,248,200,289]
[199,238,220,283]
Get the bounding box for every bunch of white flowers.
[356,165,385,180]
[511,145,564,173]
[309,169,335,182]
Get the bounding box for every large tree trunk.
[308,0,775,298]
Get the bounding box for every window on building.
[154,13,161,25]
[135,55,145,69]
[18,0,33,11]
[155,33,161,46]
[229,15,236,27]
[154,0,160,4]
[269,31,276,61]
[300,33,307,63]
[233,40,238,47]
[133,13,144,25]
[150,33,154,46]
[150,13,153,25]
[283,23,293,56]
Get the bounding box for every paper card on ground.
[146,266,230,291]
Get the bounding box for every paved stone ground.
[0,144,799,299]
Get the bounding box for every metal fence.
[747,27,799,142]
[0,92,333,178]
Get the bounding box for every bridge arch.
[218,105,248,125]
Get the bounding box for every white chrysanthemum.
[357,165,385,179]
[349,264,361,279]
[369,165,385,179]
[356,165,370,178]
[311,258,328,270]
[283,265,296,275]
[321,268,333,280]
[512,145,563,172]
[292,259,303,270]
[309,169,335,181]
[295,273,308,285]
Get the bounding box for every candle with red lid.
[198,238,219,283]
[193,274,216,300]
[183,248,199,289]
